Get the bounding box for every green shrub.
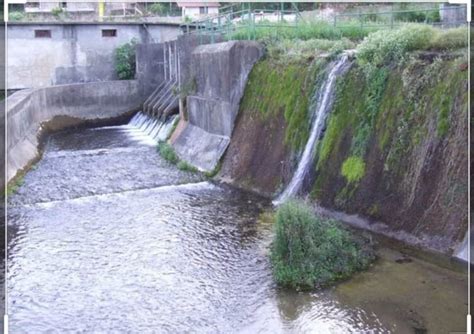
[9,11,25,21]
[149,3,166,15]
[177,160,198,173]
[115,39,137,80]
[51,7,63,17]
[357,24,435,68]
[429,27,468,50]
[271,200,374,290]
[157,141,179,164]
[341,156,365,183]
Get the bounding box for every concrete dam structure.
[5,19,469,332]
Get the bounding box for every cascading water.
[127,112,178,145]
[274,54,352,205]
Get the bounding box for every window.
[199,6,208,14]
[102,29,117,37]
[34,30,51,38]
[60,2,67,9]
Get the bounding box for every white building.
[177,2,219,21]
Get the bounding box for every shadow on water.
[5,124,468,333]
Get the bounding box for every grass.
[228,20,378,42]
[271,200,374,290]
[157,141,199,174]
[356,24,467,71]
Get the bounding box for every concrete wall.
[7,22,182,89]
[171,41,263,172]
[7,80,142,182]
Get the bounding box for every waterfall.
[274,54,352,205]
[127,112,178,144]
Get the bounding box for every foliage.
[341,156,365,183]
[357,24,435,69]
[229,20,378,42]
[394,4,440,23]
[9,11,25,21]
[157,141,199,173]
[266,38,355,64]
[149,3,166,15]
[271,200,374,290]
[429,27,468,50]
[7,175,25,196]
[157,141,179,164]
[115,39,138,80]
[51,7,63,18]
[177,160,198,173]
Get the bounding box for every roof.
[177,2,220,8]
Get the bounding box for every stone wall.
[7,22,181,89]
[7,80,142,182]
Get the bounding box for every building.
[177,2,219,20]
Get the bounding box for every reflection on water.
[7,125,467,333]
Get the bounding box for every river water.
[7,123,467,333]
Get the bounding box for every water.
[275,54,352,205]
[6,118,467,333]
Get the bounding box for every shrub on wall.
[115,39,138,80]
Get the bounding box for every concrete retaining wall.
[7,22,181,89]
[7,80,142,182]
[171,40,263,172]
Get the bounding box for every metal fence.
[181,3,467,43]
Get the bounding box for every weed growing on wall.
[341,156,366,183]
[271,200,374,290]
[115,39,138,80]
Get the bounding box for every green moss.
[437,96,451,137]
[341,156,366,183]
[271,200,375,290]
[240,57,325,152]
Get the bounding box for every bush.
[271,200,374,290]
[157,141,179,164]
[149,3,166,15]
[429,27,468,50]
[341,156,365,183]
[177,160,198,173]
[9,11,25,21]
[115,39,137,80]
[357,24,435,68]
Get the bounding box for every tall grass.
[228,20,378,42]
[271,200,374,290]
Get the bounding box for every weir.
[128,112,178,144]
[274,53,352,205]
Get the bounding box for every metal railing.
[181,5,302,43]
[180,4,467,43]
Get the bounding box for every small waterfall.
[127,112,178,145]
[274,54,352,205]
[454,231,471,263]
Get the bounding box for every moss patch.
[341,156,366,183]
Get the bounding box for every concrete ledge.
[173,124,230,172]
[7,80,142,182]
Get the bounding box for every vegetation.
[271,200,374,290]
[341,156,365,183]
[115,39,138,80]
[157,141,179,164]
[157,141,199,173]
[9,11,25,21]
[7,175,25,196]
[229,20,378,42]
[357,24,467,71]
[149,3,166,15]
